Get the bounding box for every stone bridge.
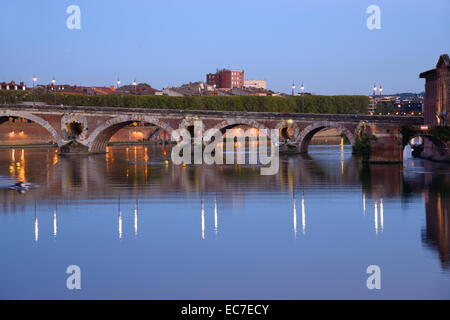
[0,104,426,162]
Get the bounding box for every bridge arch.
[403,133,448,158]
[0,110,64,146]
[295,121,356,153]
[86,115,174,153]
[204,119,270,143]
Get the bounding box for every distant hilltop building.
[117,83,161,95]
[206,69,244,89]
[420,54,449,126]
[244,80,266,90]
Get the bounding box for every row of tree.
[0,90,369,114]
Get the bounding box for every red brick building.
[0,81,27,91]
[420,54,449,126]
[419,54,449,161]
[206,69,244,89]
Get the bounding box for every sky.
[0,0,449,95]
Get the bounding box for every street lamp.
[291,83,295,111]
[372,84,377,115]
[199,83,204,110]
[213,84,217,111]
[301,83,305,113]
[52,77,56,105]
[116,78,121,107]
[133,79,137,107]
[379,85,383,97]
[32,75,37,106]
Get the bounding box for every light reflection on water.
[0,142,449,299]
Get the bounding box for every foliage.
[0,90,370,114]
[375,102,395,115]
[429,126,450,142]
[353,134,377,161]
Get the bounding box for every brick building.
[420,54,449,126]
[206,69,244,89]
[419,54,449,161]
[0,81,27,91]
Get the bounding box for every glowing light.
[34,216,39,242]
[8,131,15,138]
[293,198,298,239]
[301,193,306,236]
[201,200,205,240]
[374,201,378,235]
[132,131,144,139]
[214,197,218,236]
[134,205,138,236]
[380,198,384,233]
[288,119,293,124]
[53,210,57,237]
[118,211,123,239]
[363,192,366,216]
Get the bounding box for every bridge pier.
[59,141,91,155]
[359,124,404,163]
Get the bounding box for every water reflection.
[0,144,449,299]
[53,208,57,238]
[134,200,138,237]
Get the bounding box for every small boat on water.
[9,181,38,191]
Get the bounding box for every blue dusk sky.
[0,0,449,95]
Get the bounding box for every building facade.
[0,81,27,91]
[419,54,450,162]
[206,69,244,89]
[420,54,449,126]
[244,80,266,90]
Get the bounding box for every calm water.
[0,141,449,299]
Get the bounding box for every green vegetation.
[353,134,377,161]
[375,102,395,115]
[401,124,450,146]
[0,90,369,114]
[429,126,450,142]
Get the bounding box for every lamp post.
[133,79,137,107]
[199,83,204,110]
[32,75,37,106]
[213,84,217,111]
[116,78,121,107]
[52,77,56,105]
[291,82,295,111]
[373,84,377,115]
[301,83,305,113]
[379,85,383,97]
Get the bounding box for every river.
[0,141,449,299]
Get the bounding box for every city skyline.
[1,0,449,95]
